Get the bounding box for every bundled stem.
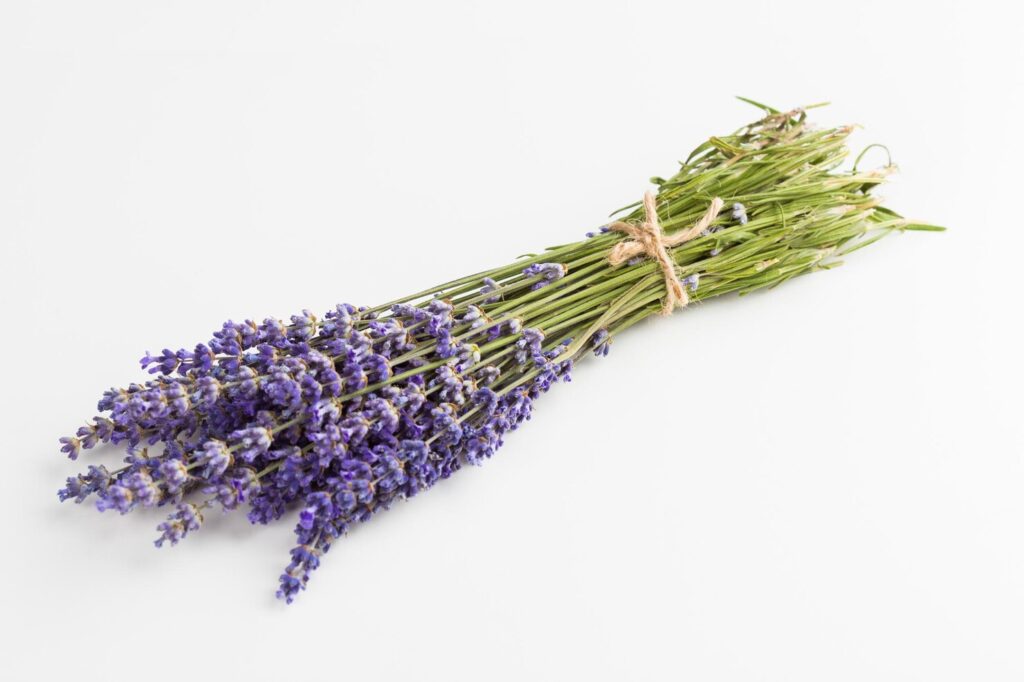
[57,103,941,603]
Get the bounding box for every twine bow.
[608,192,724,315]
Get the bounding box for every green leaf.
[708,136,744,156]
[902,223,947,232]
[735,96,779,114]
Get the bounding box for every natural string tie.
[608,192,724,314]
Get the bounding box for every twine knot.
[608,192,724,315]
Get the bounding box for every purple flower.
[463,428,498,465]
[58,436,81,460]
[155,503,204,547]
[126,470,162,507]
[480,277,501,303]
[475,365,501,385]
[472,387,499,415]
[74,417,113,450]
[230,427,273,463]
[433,364,467,404]
[58,465,111,503]
[193,376,222,406]
[340,416,370,445]
[310,423,346,466]
[159,459,190,496]
[298,492,334,536]
[523,262,567,290]
[515,328,545,366]
[140,348,181,375]
[288,310,318,341]
[277,543,324,604]
[96,484,134,514]
[462,305,488,329]
[199,439,232,478]
[591,329,611,357]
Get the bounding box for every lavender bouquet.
[57,102,940,603]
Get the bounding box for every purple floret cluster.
[59,271,585,603]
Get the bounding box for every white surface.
[1,1,1022,679]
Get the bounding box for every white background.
[2,1,1022,679]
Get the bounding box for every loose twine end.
[608,192,724,315]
